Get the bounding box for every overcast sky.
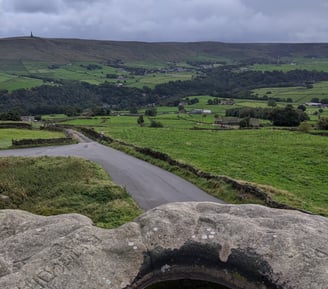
[0,0,328,42]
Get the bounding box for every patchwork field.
[0,60,194,90]
[253,81,328,104]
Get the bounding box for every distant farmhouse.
[21,116,35,122]
[305,102,328,108]
[189,109,212,115]
[219,99,235,105]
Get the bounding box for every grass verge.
[0,156,142,228]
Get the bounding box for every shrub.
[298,122,312,132]
[149,120,163,128]
[317,117,328,130]
[239,117,250,128]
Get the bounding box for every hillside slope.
[1,36,328,64]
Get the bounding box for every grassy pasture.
[0,73,44,91]
[253,81,328,104]
[63,114,217,130]
[65,115,328,216]
[0,156,142,228]
[23,61,53,73]
[0,60,194,90]
[0,72,13,82]
[0,128,65,149]
[127,72,193,89]
[124,61,170,69]
[252,58,328,72]
[110,127,328,215]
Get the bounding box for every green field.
[0,156,142,228]
[252,58,328,72]
[253,81,328,104]
[126,73,193,89]
[0,128,65,149]
[62,115,328,215]
[111,127,328,215]
[0,72,44,91]
[0,60,193,90]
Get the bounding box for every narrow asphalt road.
[0,134,223,210]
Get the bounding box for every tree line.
[226,105,310,126]
[1,68,328,114]
[154,67,328,102]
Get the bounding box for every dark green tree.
[297,104,307,111]
[129,107,138,114]
[145,108,157,116]
[137,115,144,126]
[270,105,309,126]
[317,117,328,130]
[267,99,277,107]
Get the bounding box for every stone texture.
[0,203,327,289]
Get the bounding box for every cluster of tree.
[207,98,220,105]
[0,110,21,121]
[124,67,147,75]
[185,97,199,105]
[145,108,157,116]
[0,81,158,115]
[91,107,111,116]
[226,107,274,120]
[311,97,328,104]
[186,59,226,67]
[154,68,328,103]
[226,105,309,126]
[270,105,309,126]
[106,73,119,79]
[80,64,102,70]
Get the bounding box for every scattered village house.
[220,99,235,105]
[21,116,35,122]
[189,109,212,115]
[305,102,328,108]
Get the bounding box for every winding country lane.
[0,133,223,210]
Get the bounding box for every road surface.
[0,133,223,210]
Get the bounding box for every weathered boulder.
[0,202,327,289]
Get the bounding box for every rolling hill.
[1,36,328,64]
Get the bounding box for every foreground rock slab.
[0,203,327,289]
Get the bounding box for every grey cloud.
[3,0,61,13]
[1,0,328,42]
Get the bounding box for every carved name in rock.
[0,202,327,289]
